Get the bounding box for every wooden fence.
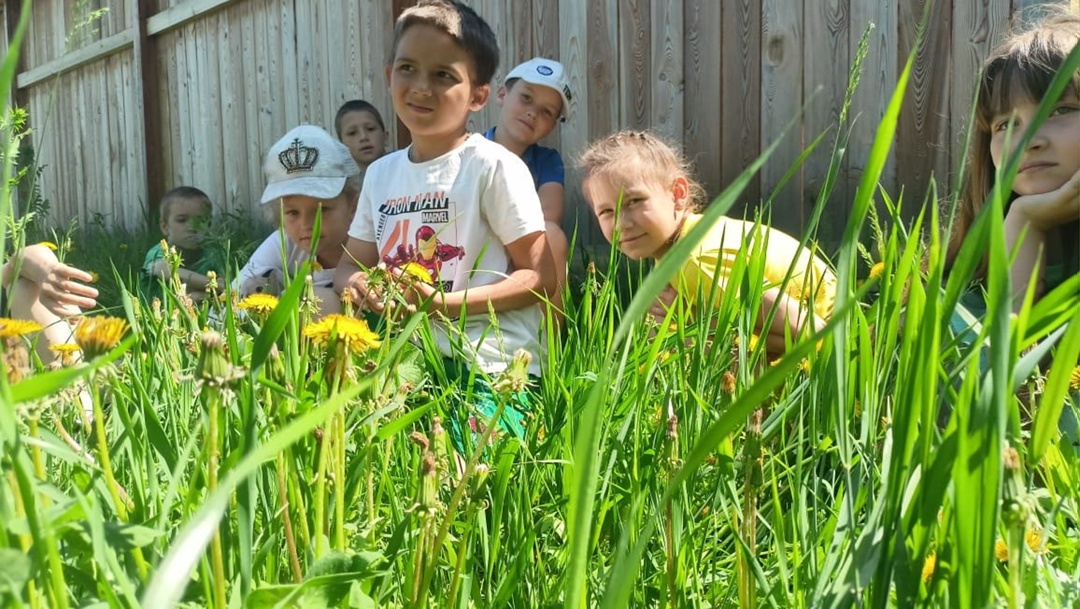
[5,0,1076,248]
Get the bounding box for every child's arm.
[537,182,565,225]
[146,260,211,292]
[759,287,824,355]
[1003,168,1080,310]
[403,231,555,317]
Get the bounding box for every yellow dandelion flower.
[1070,366,1080,392]
[995,539,1008,562]
[720,371,736,394]
[74,316,128,359]
[869,261,885,280]
[921,552,936,583]
[401,262,434,285]
[38,241,58,251]
[304,314,381,354]
[49,343,82,366]
[312,260,324,272]
[798,358,811,373]
[1025,529,1044,554]
[748,334,760,352]
[88,271,99,283]
[236,293,280,316]
[0,318,44,338]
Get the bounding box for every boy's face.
[280,192,357,261]
[989,90,1080,197]
[161,198,210,251]
[496,81,563,148]
[386,23,489,151]
[339,110,387,168]
[583,172,689,261]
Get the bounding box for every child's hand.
[648,286,678,324]
[346,269,387,314]
[40,261,98,318]
[240,270,284,297]
[1009,168,1080,231]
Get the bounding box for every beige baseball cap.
[261,125,360,204]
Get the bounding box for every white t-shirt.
[349,134,546,375]
[234,230,336,291]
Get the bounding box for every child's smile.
[583,173,688,260]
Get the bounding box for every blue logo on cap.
[536,65,554,76]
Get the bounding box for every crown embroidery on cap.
[279,138,320,174]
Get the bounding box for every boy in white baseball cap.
[485,57,573,313]
[235,125,361,315]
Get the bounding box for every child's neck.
[408,131,471,163]
[491,127,528,156]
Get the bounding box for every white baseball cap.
[504,57,573,121]
[261,125,360,204]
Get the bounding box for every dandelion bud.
[666,414,678,440]
[197,330,231,386]
[1002,446,1021,471]
[409,430,430,450]
[492,349,532,396]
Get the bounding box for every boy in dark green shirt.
[140,186,225,304]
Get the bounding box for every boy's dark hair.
[334,100,387,137]
[390,0,499,85]
[160,186,212,222]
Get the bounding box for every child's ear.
[469,83,490,112]
[495,85,508,106]
[672,176,690,210]
[159,216,169,235]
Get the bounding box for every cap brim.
[260,176,346,204]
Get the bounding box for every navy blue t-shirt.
[483,126,564,190]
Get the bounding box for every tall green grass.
[3,8,1080,609]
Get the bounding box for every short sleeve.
[480,153,546,246]
[534,147,565,187]
[233,232,287,290]
[349,170,377,242]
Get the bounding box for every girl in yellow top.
[580,130,836,354]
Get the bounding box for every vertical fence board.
[897,0,953,219]
[951,0,1011,194]
[532,0,561,151]
[218,5,244,208]
[619,0,650,130]
[650,0,682,144]
[683,0,722,202]
[802,0,850,245]
[849,0,898,226]
[718,0,761,210]
[761,0,804,235]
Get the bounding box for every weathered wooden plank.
[802,0,850,243]
[512,0,534,67]
[133,0,162,218]
[718,0,760,209]
[146,0,238,37]
[761,0,804,235]
[897,0,952,219]
[218,3,244,210]
[683,0,722,202]
[619,0,651,130]
[16,29,135,89]
[239,0,261,207]
[197,13,223,206]
[952,0,1010,193]
[849,0,898,208]
[650,0,682,145]
[532,0,561,150]
[280,0,302,126]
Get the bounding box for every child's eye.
[992,117,1015,133]
[438,70,456,81]
[1050,104,1079,116]
[521,94,532,103]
